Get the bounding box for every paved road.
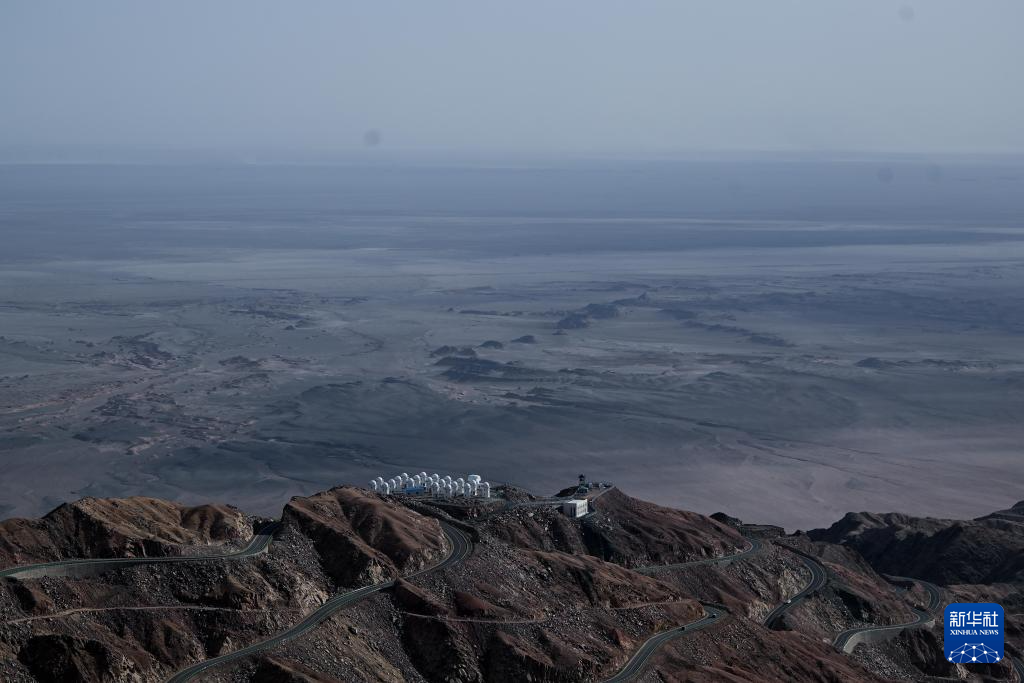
[601,605,724,683]
[596,530,758,681]
[832,607,932,653]
[887,575,941,612]
[165,522,472,683]
[0,523,279,579]
[762,551,828,628]
[636,537,763,575]
[832,575,941,653]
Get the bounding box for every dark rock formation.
[556,313,590,330]
[430,345,477,358]
[808,509,1024,584]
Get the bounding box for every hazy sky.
[3,1,1022,157]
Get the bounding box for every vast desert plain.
[2,160,1023,528]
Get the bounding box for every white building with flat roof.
[562,499,589,518]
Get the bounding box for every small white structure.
[369,480,378,492]
[561,499,589,518]
[482,482,491,498]
[382,482,391,495]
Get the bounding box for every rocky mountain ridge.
[0,486,1020,682]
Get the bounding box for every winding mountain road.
[601,605,725,683]
[3,489,983,681]
[833,607,932,653]
[832,575,940,653]
[164,521,472,683]
[762,550,828,628]
[636,537,763,575]
[0,523,279,580]
[884,575,940,614]
[596,536,762,681]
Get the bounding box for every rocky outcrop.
[526,549,690,609]
[582,488,746,567]
[653,619,888,682]
[392,580,475,682]
[282,486,446,588]
[488,488,744,570]
[17,634,146,682]
[4,487,1020,683]
[808,508,1024,584]
[251,657,340,683]
[484,630,599,683]
[391,578,448,617]
[452,590,511,619]
[0,497,250,567]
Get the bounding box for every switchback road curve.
[888,575,941,613]
[832,575,940,653]
[601,604,725,683]
[599,537,761,681]
[603,539,832,681]
[762,549,828,628]
[0,523,280,580]
[833,607,932,653]
[165,521,472,683]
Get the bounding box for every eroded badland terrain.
[0,483,1022,682]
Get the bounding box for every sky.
[2,1,1023,159]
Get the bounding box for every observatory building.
[561,499,589,518]
[368,471,493,501]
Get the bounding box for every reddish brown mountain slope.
[0,496,250,567]
[281,486,447,587]
[5,485,1003,683]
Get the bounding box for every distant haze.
[2,1,1023,160]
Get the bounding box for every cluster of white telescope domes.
[369,472,491,498]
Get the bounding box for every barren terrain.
[2,162,1023,529]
